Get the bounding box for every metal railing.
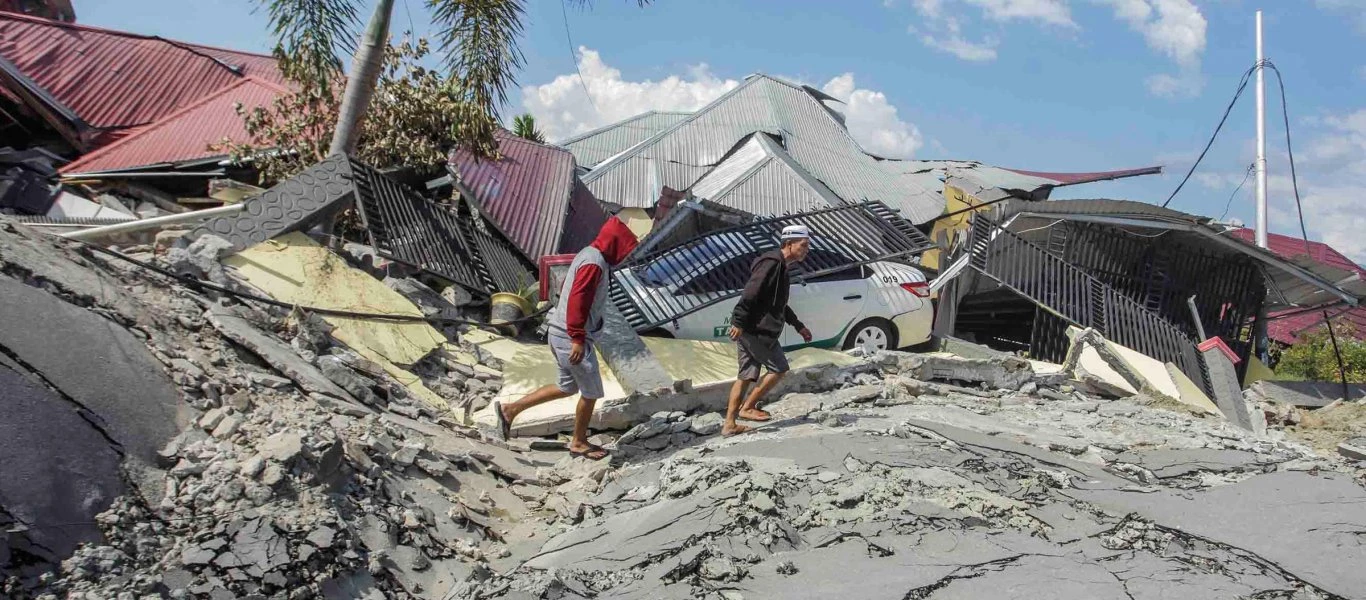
[349,159,534,297]
[967,215,1209,392]
[610,201,934,331]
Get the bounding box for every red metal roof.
[0,12,283,147]
[1227,228,1366,344]
[60,77,287,174]
[1000,165,1164,186]
[449,130,581,261]
[1228,228,1365,278]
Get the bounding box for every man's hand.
[728,326,742,341]
[569,341,586,365]
[799,327,813,343]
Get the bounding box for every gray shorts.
[736,332,789,381]
[548,331,604,399]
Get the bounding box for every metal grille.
[610,201,934,331]
[967,215,1208,392]
[349,159,533,296]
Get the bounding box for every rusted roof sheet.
[1228,228,1365,278]
[0,12,283,147]
[60,77,286,174]
[558,110,691,168]
[449,130,579,261]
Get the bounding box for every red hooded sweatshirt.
[565,217,639,342]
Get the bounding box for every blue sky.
[77,0,1366,261]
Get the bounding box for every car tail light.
[900,282,930,298]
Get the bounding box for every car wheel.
[641,328,675,339]
[844,318,897,353]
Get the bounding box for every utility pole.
[1254,10,1268,249]
[1253,10,1270,362]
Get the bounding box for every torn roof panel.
[689,134,843,215]
[0,12,283,147]
[1267,305,1366,344]
[59,77,286,175]
[1228,228,1365,278]
[997,165,1164,187]
[999,198,1363,310]
[558,110,692,168]
[449,129,578,261]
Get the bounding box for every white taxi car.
[624,239,933,352]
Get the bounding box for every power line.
[1265,60,1352,401]
[1218,163,1256,222]
[560,0,600,117]
[1162,63,1259,209]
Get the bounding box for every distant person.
[491,217,639,460]
[723,225,813,436]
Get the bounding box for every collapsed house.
[560,74,1160,229]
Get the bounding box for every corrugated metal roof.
[557,179,610,255]
[558,110,690,168]
[1228,228,1365,277]
[0,12,283,147]
[60,77,285,174]
[448,129,578,261]
[580,75,1159,225]
[690,134,843,214]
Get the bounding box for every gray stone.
[668,419,693,434]
[248,372,293,389]
[1114,449,1272,479]
[316,355,381,405]
[258,431,304,464]
[307,526,338,549]
[816,471,842,483]
[1338,440,1366,462]
[205,304,355,401]
[1200,345,1256,431]
[669,432,695,446]
[641,434,672,451]
[212,414,244,438]
[170,459,205,478]
[689,413,724,436]
[199,407,227,431]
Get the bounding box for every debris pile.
[2,216,1365,600]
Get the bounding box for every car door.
[666,253,756,342]
[782,260,870,348]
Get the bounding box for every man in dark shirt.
[723,225,813,436]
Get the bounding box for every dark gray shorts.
[736,332,789,381]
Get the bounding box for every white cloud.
[1101,0,1206,67]
[965,0,1076,27]
[910,15,1000,61]
[821,73,925,158]
[521,50,925,158]
[1195,108,1366,263]
[1145,72,1203,98]
[519,48,740,142]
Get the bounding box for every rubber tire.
[843,318,897,352]
[641,328,675,339]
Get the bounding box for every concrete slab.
[0,361,124,567]
[0,277,191,483]
[473,335,861,436]
[224,233,446,367]
[1247,379,1366,408]
[1164,363,1221,415]
[1068,471,1366,600]
[1112,448,1271,479]
[204,304,356,402]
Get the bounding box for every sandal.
[722,424,752,437]
[491,400,511,441]
[568,445,609,461]
[739,408,771,422]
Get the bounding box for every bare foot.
[738,408,771,421]
[567,443,609,460]
[721,423,752,437]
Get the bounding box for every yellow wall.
[618,208,655,239]
[922,183,983,271]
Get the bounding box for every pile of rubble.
[3,216,1365,600]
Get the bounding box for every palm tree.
[512,113,546,144]
[256,0,648,158]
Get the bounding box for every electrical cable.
[1162,63,1259,208]
[1265,60,1352,401]
[72,241,549,328]
[1218,163,1256,222]
[560,0,600,117]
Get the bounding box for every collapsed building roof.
[446,129,607,262]
[0,12,283,155]
[569,74,1159,224]
[1224,228,1366,344]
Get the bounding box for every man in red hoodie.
[491,217,639,460]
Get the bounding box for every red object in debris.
[538,254,576,305]
[1198,337,1241,365]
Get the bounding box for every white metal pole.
[60,204,245,241]
[1254,10,1268,249]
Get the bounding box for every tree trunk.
[320,0,393,240]
[330,0,393,156]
